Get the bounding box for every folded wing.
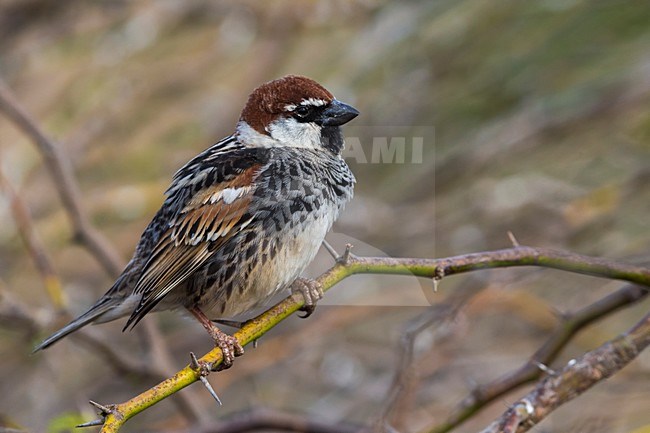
[123,155,264,330]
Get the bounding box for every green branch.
[95,246,650,432]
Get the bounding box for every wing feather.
[123,159,263,330]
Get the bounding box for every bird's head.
[237,75,359,154]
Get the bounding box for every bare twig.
[322,240,339,261]
[0,161,182,380]
[0,78,205,424]
[0,79,123,276]
[507,231,520,247]
[0,171,66,310]
[478,310,650,433]
[374,280,482,432]
[422,283,649,433]
[1,284,173,387]
[0,165,169,380]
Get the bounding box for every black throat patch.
[320,126,345,154]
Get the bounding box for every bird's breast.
[192,151,354,319]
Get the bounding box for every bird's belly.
[199,205,337,319]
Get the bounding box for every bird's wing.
[123,146,268,330]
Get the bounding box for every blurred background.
[1,1,649,432]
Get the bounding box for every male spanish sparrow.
[35,75,358,367]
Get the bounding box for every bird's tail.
[33,298,116,352]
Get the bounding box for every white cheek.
[236,121,278,148]
[267,117,322,149]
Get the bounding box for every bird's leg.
[188,306,244,370]
[291,277,324,318]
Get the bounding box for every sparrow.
[34,75,358,368]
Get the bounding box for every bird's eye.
[294,105,311,118]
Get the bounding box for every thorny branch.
[423,283,649,433]
[478,310,650,433]
[95,246,650,432]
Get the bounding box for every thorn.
[88,400,112,416]
[507,231,520,247]
[189,352,222,406]
[337,243,354,265]
[322,240,339,261]
[76,419,104,428]
[432,267,445,292]
[199,376,222,405]
[533,361,556,376]
[189,351,201,370]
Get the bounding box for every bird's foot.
[189,306,244,370]
[291,277,323,318]
[210,327,244,370]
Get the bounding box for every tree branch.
[0,160,206,423]
[478,310,650,433]
[0,79,123,276]
[422,283,649,433]
[0,78,206,425]
[374,279,482,432]
[96,247,650,432]
[0,170,66,310]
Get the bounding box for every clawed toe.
[214,332,244,371]
[291,277,323,319]
[298,304,315,318]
